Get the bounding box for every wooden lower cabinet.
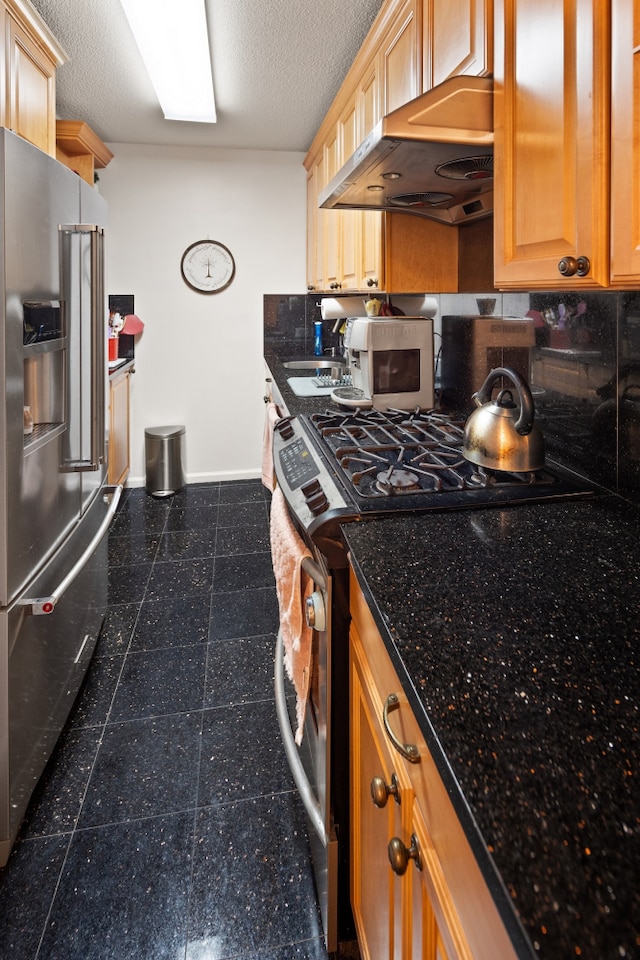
[349,568,519,960]
[351,642,405,960]
[108,366,131,486]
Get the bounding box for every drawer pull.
[370,773,400,808]
[383,694,420,763]
[388,833,422,875]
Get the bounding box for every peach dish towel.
[262,401,281,492]
[270,485,314,744]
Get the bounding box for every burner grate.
[309,407,559,500]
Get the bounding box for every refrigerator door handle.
[60,223,106,472]
[21,484,122,614]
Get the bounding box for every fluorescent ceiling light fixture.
[119,0,216,123]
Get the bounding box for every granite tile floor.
[0,480,332,960]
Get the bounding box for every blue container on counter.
[314,320,323,357]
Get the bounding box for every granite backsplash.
[264,290,640,504]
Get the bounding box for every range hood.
[318,76,494,226]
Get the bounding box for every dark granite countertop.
[342,497,639,960]
[264,351,340,416]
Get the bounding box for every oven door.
[274,552,339,953]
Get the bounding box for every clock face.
[180,240,236,293]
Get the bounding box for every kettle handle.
[472,367,535,435]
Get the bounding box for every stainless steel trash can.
[145,425,185,497]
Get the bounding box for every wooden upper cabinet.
[493,0,611,289]
[0,5,7,130]
[379,0,421,115]
[306,167,318,291]
[304,0,495,293]
[425,0,493,90]
[311,155,327,291]
[56,120,114,186]
[337,97,358,165]
[358,61,381,141]
[2,0,67,156]
[610,2,640,285]
[323,128,341,289]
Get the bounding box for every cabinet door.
[424,0,493,90]
[610,1,640,284]
[306,168,318,290]
[358,61,381,142]
[108,371,131,486]
[351,624,407,960]
[380,0,421,116]
[7,14,57,155]
[312,154,327,291]
[337,99,361,290]
[493,0,610,289]
[0,5,6,130]
[324,129,341,290]
[358,63,384,290]
[409,806,468,960]
[361,211,384,290]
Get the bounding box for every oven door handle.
[302,555,326,591]
[274,628,328,846]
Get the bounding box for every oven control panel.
[278,435,321,490]
[273,417,350,531]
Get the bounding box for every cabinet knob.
[576,255,591,277]
[366,278,378,287]
[388,834,422,875]
[557,256,578,276]
[370,773,400,808]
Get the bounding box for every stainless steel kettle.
[462,367,545,471]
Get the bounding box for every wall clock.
[180,239,236,293]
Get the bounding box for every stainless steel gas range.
[274,406,593,545]
[272,405,593,952]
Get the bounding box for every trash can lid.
[145,425,186,439]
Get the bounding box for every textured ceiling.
[28,0,385,152]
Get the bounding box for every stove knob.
[301,479,328,515]
[301,479,322,496]
[275,418,294,440]
[305,591,326,631]
[306,491,329,515]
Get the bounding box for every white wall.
[99,143,306,486]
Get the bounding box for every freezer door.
[0,485,120,867]
[0,131,82,607]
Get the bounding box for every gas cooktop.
[272,407,595,542]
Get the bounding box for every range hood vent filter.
[435,156,494,181]
[389,192,454,208]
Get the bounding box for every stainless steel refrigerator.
[0,129,121,867]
